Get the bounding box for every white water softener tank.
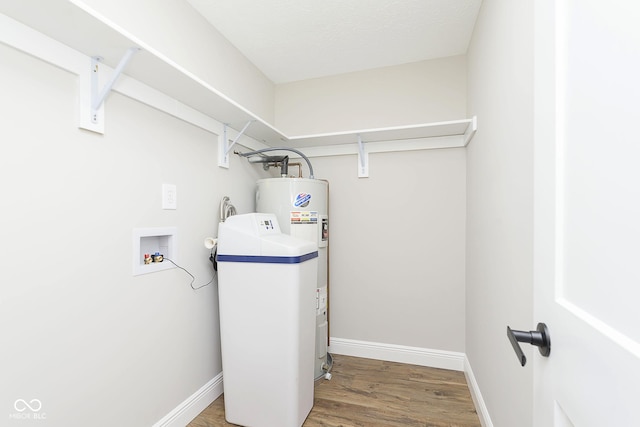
[217,213,318,427]
[256,178,330,380]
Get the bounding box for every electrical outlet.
[162,184,177,210]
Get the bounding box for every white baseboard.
[328,337,465,371]
[463,357,494,427]
[152,373,223,427]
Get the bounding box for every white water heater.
[256,178,330,380]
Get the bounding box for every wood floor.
[188,355,481,427]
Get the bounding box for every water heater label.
[293,193,311,208]
[291,211,318,225]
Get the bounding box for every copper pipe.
[288,162,303,178]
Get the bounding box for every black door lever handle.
[507,323,551,366]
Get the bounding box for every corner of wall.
[463,356,494,427]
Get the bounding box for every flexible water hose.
[219,196,236,222]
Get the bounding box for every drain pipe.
[248,155,290,177]
[236,147,314,179]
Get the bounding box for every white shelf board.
[287,119,474,148]
[0,0,476,151]
[0,0,287,145]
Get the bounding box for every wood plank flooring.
[188,355,480,427]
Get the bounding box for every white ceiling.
[187,0,482,84]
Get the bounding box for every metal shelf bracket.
[219,121,255,168]
[357,134,369,178]
[85,47,139,132]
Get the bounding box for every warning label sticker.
[291,211,318,225]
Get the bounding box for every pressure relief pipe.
[235,147,314,179]
[248,155,290,177]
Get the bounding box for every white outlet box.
[162,184,177,210]
[132,227,177,276]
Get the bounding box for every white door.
[532,0,640,425]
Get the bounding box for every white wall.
[311,150,466,353]
[276,56,466,358]
[466,1,535,426]
[0,42,269,426]
[274,57,468,356]
[275,55,467,135]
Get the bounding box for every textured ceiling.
[187,0,482,84]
